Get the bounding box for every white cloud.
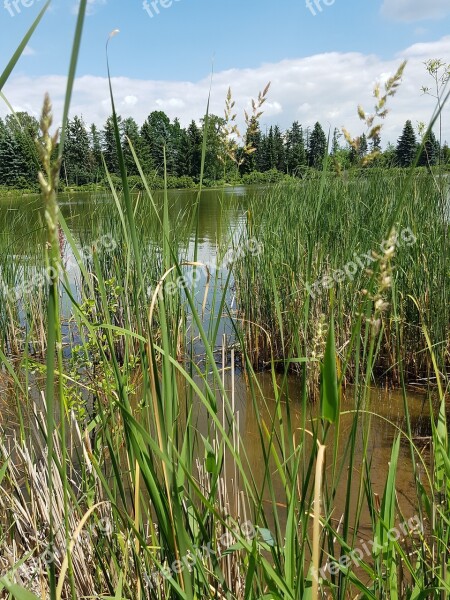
[123,95,138,106]
[72,0,107,16]
[155,97,185,110]
[2,36,450,146]
[381,0,450,22]
[22,45,36,56]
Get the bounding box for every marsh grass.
[0,6,449,600]
[233,172,449,385]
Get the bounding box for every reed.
[233,172,449,385]
[0,6,449,600]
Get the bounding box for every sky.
[1,0,450,145]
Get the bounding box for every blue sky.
[1,0,450,142]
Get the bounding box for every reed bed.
[0,4,449,599]
[233,172,449,385]
[0,191,197,360]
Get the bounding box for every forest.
[0,109,447,191]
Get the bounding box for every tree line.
[0,110,448,190]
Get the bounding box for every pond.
[0,186,433,514]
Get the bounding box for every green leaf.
[0,1,50,92]
[432,396,449,491]
[0,581,40,600]
[0,460,8,486]
[58,0,89,158]
[321,315,339,423]
[201,434,217,474]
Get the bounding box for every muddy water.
[185,367,433,533]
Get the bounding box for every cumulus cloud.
[1,36,449,145]
[381,0,450,22]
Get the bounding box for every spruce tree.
[0,118,22,186]
[241,117,262,174]
[169,118,184,177]
[272,125,285,172]
[121,117,141,176]
[90,124,103,180]
[266,126,275,170]
[419,130,439,168]
[140,111,171,175]
[370,131,382,153]
[256,132,270,172]
[103,115,121,175]
[63,116,91,185]
[331,128,341,156]
[184,120,202,178]
[5,112,39,187]
[285,121,306,175]
[358,133,368,159]
[308,122,327,169]
[396,120,417,167]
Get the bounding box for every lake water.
[0,187,435,533]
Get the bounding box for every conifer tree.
[396,120,417,167]
[121,117,141,176]
[419,130,439,167]
[285,121,306,175]
[103,115,121,175]
[184,120,202,178]
[308,122,327,169]
[0,118,22,186]
[64,116,91,185]
[241,117,262,174]
[90,124,103,180]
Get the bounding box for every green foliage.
[140,110,172,174]
[89,123,103,179]
[240,116,262,174]
[67,278,137,420]
[1,106,448,195]
[241,168,286,184]
[285,121,307,175]
[419,129,440,167]
[183,119,202,177]
[63,115,92,185]
[1,11,450,600]
[0,113,40,186]
[102,114,121,174]
[396,120,418,167]
[121,117,142,176]
[308,121,328,169]
[233,173,449,381]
